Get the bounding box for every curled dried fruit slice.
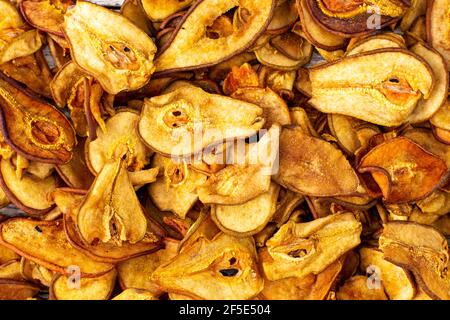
[359,247,415,300]
[274,126,360,197]
[0,74,76,164]
[50,61,86,108]
[431,99,450,131]
[305,0,408,37]
[358,137,447,203]
[87,110,151,174]
[151,233,264,300]
[0,0,24,29]
[0,29,43,65]
[426,0,450,70]
[336,275,388,300]
[138,86,264,157]
[261,213,362,280]
[0,158,57,216]
[379,221,450,300]
[0,218,113,277]
[400,0,426,31]
[120,0,153,35]
[309,49,435,126]
[155,0,275,74]
[141,0,194,22]
[148,154,207,219]
[211,182,279,236]
[345,33,405,56]
[49,269,116,300]
[63,1,157,94]
[20,0,74,36]
[223,63,259,95]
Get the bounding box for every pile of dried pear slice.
[0,0,449,301]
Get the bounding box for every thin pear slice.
[155,0,275,74]
[309,49,435,126]
[138,85,264,157]
[406,43,449,123]
[379,221,450,300]
[148,154,207,219]
[336,275,388,300]
[87,110,152,174]
[141,0,194,22]
[274,126,360,197]
[0,73,76,164]
[261,213,362,280]
[211,182,279,236]
[63,1,157,94]
[151,233,264,300]
[0,218,113,277]
[426,0,450,70]
[198,125,279,205]
[0,0,24,29]
[77,157,148,245]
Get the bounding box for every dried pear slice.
[345,34,405,56]
[63,1,157,94]
[0,243,19,265]
[266,0,298,33]
[379,221,450,300]
[141,0,194,22]
[120,0,153,35]
[400,0,426,31]
[198,125,279,205]
[223,63,259,95]
[231,87,291,128]
[117,238,179,294]
[20,0,74,36]
[359,247,415,300]
[49,269,116,300]
[0,218,113,277]
[0,158,57,216]
[274,126,360,197]
[87,110,151,174]
[0,73,76,164]
[305,0,408,37]
[50,61,86,108]
[261,213,362,280]
[0,29,43,65]
[155,0,275,74]
[336,275,388,300]
[261,257,343,300]
[151,233,264,300]
[358,137,447,203]
[0,0,24,29]
[77,157,148,245]
[113,288,158,300]
[0,260,22,280]
[0,279,40,300]
[148,154,207,219]
[309,49,435,126]
[426,0,450,70]
[138,85,264,157]
[403,128,450,167]
[211,182,279,236]
[406,42,449,123]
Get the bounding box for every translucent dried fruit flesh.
[63,1,157,94]
[358,137,447,203]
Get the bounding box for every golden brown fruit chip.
[406,42,449,123]
[432,98,450,132]
[120,0,153,35]
[77,157,148,245]
[0,218,113,277]
[0,158,57,216]
[20,0,74,36]
[305,0,407,37]
[198,125,279,205]
[211,182,279,236]
[0,29,43,65]
[426,0,450,70]
[208,52,256,81]
[49,269,116,300]
[63,1,157,94]
[309,49,435,126]
[0,243,19,265]
[138,85,264,157]
[0,260,23,280]
[0,73,76,164]
[359,247,415,300]
[231,87,291,128]
[223,63,259,95]
[50,61,86,108]
[379,221,450,300]
[345,34,405,56]
[358,137,447,203]
[0,0,24,29]
[117,238,179,294]
[400,0,426,31]
[261,257,343,300]
[155,0,275,74]
[274,126,360,197]
[148,154,207,219]
[0,279,40,300]
[261,213,362,280]
[433,126,450,145]
[151,233,263,300]
[336,275,388,300]
[141,0,194,22]
[87,110,151,174]
[113,288,158,300]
